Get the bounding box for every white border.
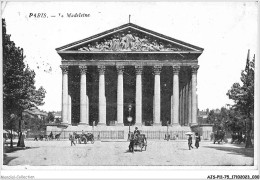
[1,1,259,179]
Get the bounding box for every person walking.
[195,133,200,149]
[69,133,76,146]
[188,134,193,150]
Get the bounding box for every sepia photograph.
[1,1,259,179]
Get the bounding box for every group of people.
[188,133,200,150]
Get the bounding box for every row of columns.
[60,64,199,126]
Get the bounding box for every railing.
[26,131,125,140]
[26,130,212,141]
[140,130,212,140]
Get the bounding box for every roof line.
[56,22,204,52]
[57,51,203,54]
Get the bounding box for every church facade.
[55,23,203,131]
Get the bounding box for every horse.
[72,132,94,144]
[82,133,95,144]
[213,130,225,144]
[55,133,61,140]
[47,132,54,141]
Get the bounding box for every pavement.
[3,139,253,166]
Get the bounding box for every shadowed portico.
[53,22,203,131]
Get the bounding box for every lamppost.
[127,104,132,140]
[167,121,169,141]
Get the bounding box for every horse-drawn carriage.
[129,132,147,152]
[213,130,225,144]
[34,131,60,141]
[73,132,94,144]
[231,132,245,144]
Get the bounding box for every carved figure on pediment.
[112,35,120,51]
[83,46,90,51]
[125,31,135,50]
[131,36,142,51]
[94,42,101,51]
[151,40,160,51]
[120,34,127,50]
[103,41,111,51]
[159,43,164,50]
[87,44,99,51]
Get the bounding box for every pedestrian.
[69,133,76,146]
[188,134,193,150]
[195,132,200,148]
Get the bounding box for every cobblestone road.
[3,140,253,166]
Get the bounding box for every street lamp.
[166,121,169,141]
[127,104,133,140]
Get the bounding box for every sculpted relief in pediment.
[78,31,184,52]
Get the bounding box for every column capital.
[116,65,124,75]
[153,65,162,75]
[191,65,200,74]
[60,65,69,74]
[172,66,180,74]
[98,65,106,75]
[135,65,143,75]
[79,65,87,74]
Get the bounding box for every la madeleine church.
[48,22,205,133]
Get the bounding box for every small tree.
[46,112,55,123]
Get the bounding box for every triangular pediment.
[56,23,203,53]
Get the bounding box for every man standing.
[134,127,140,136]
[188,134,193,150]
[69,133,76,146]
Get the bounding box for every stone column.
[172,66,180,126]
[188,80,192,125]
[98,65,106,126]
[135,66,143,126]
[116,65,124,126]
[180,88,183,125]
[191,65,199,125]
[153,65,162,126]
[185,84,189,126]
[180,86,184,126]
[79,65,88,125]
[68,95,71,125]
[60,65,68,125]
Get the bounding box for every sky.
[2,2,258,112]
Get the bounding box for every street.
[3,139,253,166]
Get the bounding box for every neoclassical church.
[53,22,203,132]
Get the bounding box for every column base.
[189,123,198,127]
[171,123,181,126]
[116,123,124,126]
[97,123,106,126]
[60,122,68,126]
[78,123,88,126]
[134,123,142,127]
[153,123,161,126]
